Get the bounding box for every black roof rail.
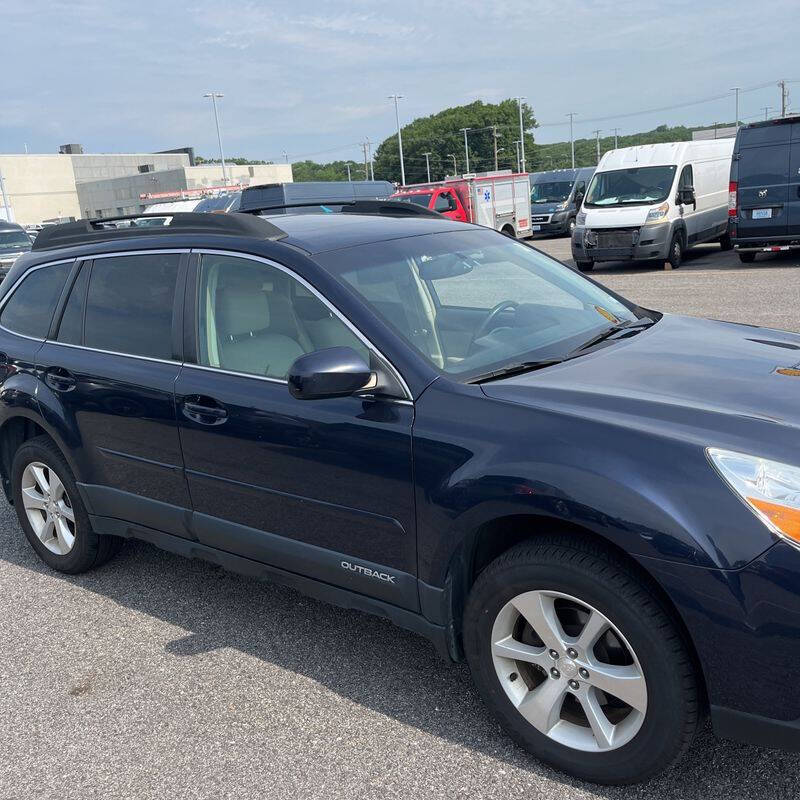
[240,199,443,219]
[31,212,286,251]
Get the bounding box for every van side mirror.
[678,187,696,207]
[287,347,373,400]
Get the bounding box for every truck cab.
[529,167,594,236]
[390,187,468,222]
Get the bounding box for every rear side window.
[0,262,71,339]
[56,263,89,345]
[83,254,180,359]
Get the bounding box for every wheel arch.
[442,512,708,711]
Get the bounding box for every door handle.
[181,396,228,426]
[44,366,77,392]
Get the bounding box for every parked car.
[0,221,33,281]
[572,140,734,270]
[193,191,242,213]
[391,171,533,238]
[2,209,800,784]
[529,167,594,236]
[728,115,800,263]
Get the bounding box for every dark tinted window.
[56,263,89,345]
[0,262,70,338]
[84,254,179,359]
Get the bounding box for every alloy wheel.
[20,461,77,555]
[491,589,647,752]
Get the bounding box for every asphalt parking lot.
[2,242,800,800]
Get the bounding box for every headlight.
[707,448,800,544]
[555,201,568,211]
[576,211,586,226]
[645,203,669,224]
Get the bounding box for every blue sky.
[2,0,798,163]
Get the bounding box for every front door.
[35,251,191,535]
[175,251,417,610]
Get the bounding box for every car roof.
[265,211,471,254]
[0,221,25,232]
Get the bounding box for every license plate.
[752,208,772,219]
[531,225,541,231]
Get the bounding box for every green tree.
[373,99,536,185]
[291,159,363,182]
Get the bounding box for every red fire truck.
[391,171,532,238]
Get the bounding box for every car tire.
[463,537,700,785]
[719,233,733,251]
[738,252,756,263]
[11,435,122,574]
[667,233,683,268]
[574,260,594,272]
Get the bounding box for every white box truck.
[571,139,734,270]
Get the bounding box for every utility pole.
[763,106,772,121]
[388,94,406,185]
[460,128,471,173]
[361,141,370,180]
[779,80,788,118]
[491,125,499,171]
[365,138,374,181]
[346,163,352,182]
[513,140,521,172]
[566,112,577,168]
[282,150,288,163]
[0,169,10,222]
[447,153,458,176]
[203,92,228,184]
[422,151,432,182]
[516,96,527,172]
[592,129,602,164]
[731,87,740,129]
[612,127,620,149]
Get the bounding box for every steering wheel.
[469,300,519,352]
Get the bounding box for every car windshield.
[584,166,677,207]
[0,230,32,251]
[530,181,574,203]
[394,193,433,207]
[316,229,639,379]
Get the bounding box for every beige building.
[0,151,292,225]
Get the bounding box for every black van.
[729,116,800,263]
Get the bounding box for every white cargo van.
[571,139,734,270]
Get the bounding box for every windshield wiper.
[467,359,564,384]
[570,317,655,354]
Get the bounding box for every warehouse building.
[0,146,292,225]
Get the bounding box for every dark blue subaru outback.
[1,201,799,785]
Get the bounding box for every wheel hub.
[20,461,76,556]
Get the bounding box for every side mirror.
[287,347,373,400]
[574,193,584,208]
[678,187,696,206]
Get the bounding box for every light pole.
[346,163,352,182]
[516,96,527,172]
[460,128,471,173]
[388,94,406,186]
[763,106,772,120]
[612,127,620,149]
[447,153,458,175]
[422,151,432,182]
[731,87,740,129]
[592,129,602,164]
[203,92,228,184]
[513,139,521,172]
[566,112,577,168]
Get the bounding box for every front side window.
[83,253,179,359]
[197,254,368,380]
[316,229,639,378]
[0,262,70,339]
[678,165,694,190]
[584,166,677,207]
[434,193,455,212]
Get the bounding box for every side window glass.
[56,263,89,345]
[679,165,693,190]
[84,253,179,359]
[0,262,70,339]
[434,193,453,212]
[197,254,369,380]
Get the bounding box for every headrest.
[217,287,270,338]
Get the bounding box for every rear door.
[35,250,191,535]
[788,121,800,237]
[735,123,791,241]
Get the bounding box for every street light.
[422,151,433,182]
[447,153,458,176]
[388,94,406,186]
[566,112,577,168]
[203,92,228,184]
[460,128,471,173]
[731,87,741,129]
[516,97,527,172]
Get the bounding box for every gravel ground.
[1,242,799,800]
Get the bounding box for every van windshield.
[584,166,677,207]
[530,181,574,203]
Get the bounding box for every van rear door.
[787,122,800,238]
[735,123,790,241]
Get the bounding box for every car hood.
[531,203,567,214]
[481,314,800,446]
[582,205,654,227]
